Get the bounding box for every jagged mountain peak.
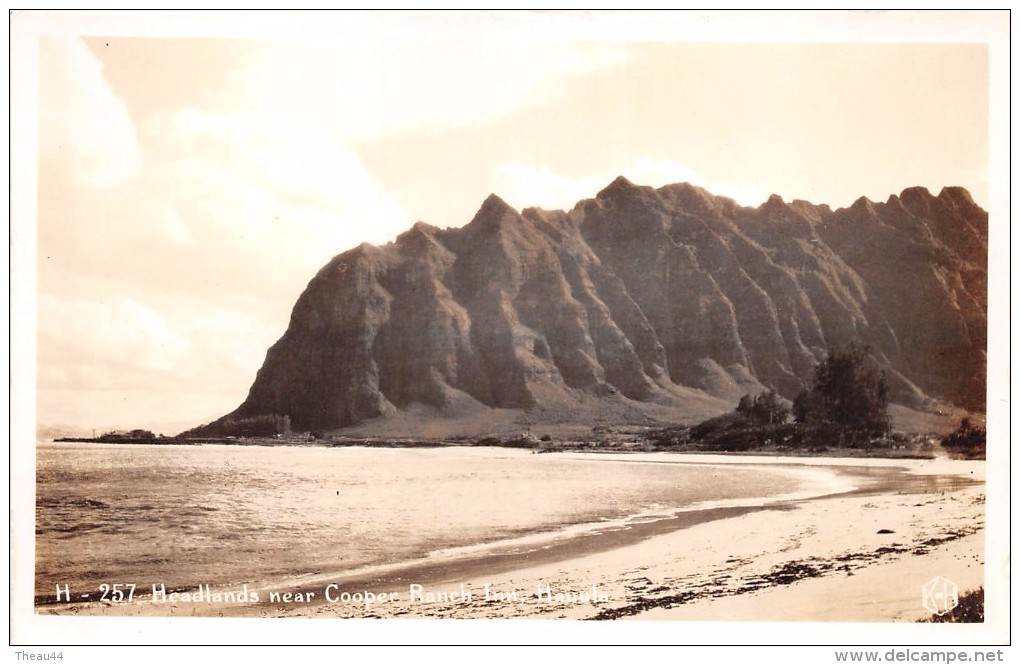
[191,179,987,436]
[873,185,980,219]
[898,186,936,214]
[759,193,791,216]
[848,195,878,215]
[392,221,447,258]
[324,240,388,269]
[396,221,440,242]
[900,185,934,199]
[597,175,638,199]
[938,186,979,211]
[595,176,670,211]
[460,193,524,235]
[410,220,440,234]
[656,181,730,214]
[479,192,517,216]
[789,199,830,222]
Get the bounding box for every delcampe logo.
[922,576,959,616]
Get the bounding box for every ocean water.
[34,442,820,602]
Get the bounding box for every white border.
[8,9,1011,651]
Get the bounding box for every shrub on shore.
[736,389,790,426]
[941,419,986,460]
[647,344,907,454]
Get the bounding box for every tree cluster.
[793,342,890,443]
[214,413,292,437]
[941,418,985,459]
[98,429,156,441]
[736,388,790,425]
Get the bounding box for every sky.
[16,11,1007,434]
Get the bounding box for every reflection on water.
[35,442,809,601]
[833,465,981,495]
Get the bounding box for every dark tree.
[736,394,755,420]
[754,388,789,425]
[941,418,985,459]
[792,389,812,424]
[736,388,789,425]
[792,387,828,425]
[808,343,891,437]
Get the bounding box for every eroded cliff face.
[202,178,987,432]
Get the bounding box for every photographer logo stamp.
[921,576,959,616]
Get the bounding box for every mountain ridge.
[190,179,987,436]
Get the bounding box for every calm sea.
[34,442,826,601]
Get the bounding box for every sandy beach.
[37,453,987,625]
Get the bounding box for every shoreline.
[46,435,947,461]
[35,453,985,621]
[36,452,833,609]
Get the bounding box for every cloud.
[158,207,195,246]
[626,158,767,207]
[37,41,419,430]
[37,287,287,431]
[39,104,413,301]
[39,38,141,187]
[493,158,768,211]
[140,108,411,277]
[38,295,191,382]
[492,164,607,212]
[231,39,632,143]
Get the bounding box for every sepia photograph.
[10,9,1010,651]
